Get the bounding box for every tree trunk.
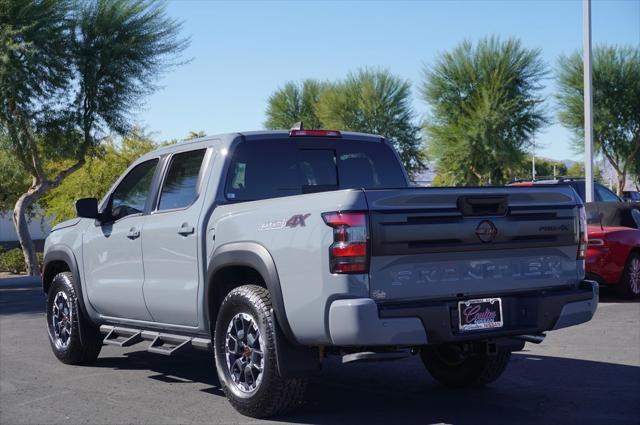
[616,172,626,196]
[9,158,85,276]
[12,188,43,276]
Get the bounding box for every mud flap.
[272,310,320,378]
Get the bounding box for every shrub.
[0,248,27,274]
[0,246,44,274]
[0,248,42,274]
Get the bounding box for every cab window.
[158,149,206,211]
[110,159,158,220]
[596,184,621,202]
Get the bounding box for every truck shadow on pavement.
[93,348,640,425]
[599,286,639,303]
[94,350,225,397]
[2,280,637,424]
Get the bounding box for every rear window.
[225,139,406,201]
[567,182,586,202]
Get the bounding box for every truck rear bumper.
[328,281,598,346]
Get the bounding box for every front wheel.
[420,343,511,388]
[46,272,102,364]
[213,285,307,418]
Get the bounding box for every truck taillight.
[577,206,587,260]
[322,211,368,274]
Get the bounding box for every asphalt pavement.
[1,277,638,425]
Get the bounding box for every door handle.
[178,223,195,236]
[127,227,140,239]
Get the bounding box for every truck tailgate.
[365,186,583,301]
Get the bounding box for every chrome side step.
[99,325,211,356]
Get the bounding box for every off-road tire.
[616,251,640,299]
[46,272,102,364]
[421,344,511,388]
[214,285,307,418]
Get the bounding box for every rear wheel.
[214,285,307,418]
[617,252,640,299]
[46,272,102,364]
[420,343,511,388]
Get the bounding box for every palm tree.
[421,36,548,186]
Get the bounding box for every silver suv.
[43,129,598,417]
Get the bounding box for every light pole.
[583,0,595,202]
[532,134,536,180]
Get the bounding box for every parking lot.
[1,279,638,425]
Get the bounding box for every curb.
[0,276,41,290]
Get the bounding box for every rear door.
[141,148,210,326]
[366,186,582,301]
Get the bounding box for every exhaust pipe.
[514,333,546,344]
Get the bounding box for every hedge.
[0,248,44,274]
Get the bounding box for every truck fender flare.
[206,242,320,377]
[43,245,96,343]
[205,242,297,344]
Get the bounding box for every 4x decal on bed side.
[258,213,311,231]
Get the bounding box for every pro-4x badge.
[258,213,311,231]
[286,213,311,228]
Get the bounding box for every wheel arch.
[42,246,93,324]
[205,242,298,344]
[43,245,99,347]
[43,246,76,295]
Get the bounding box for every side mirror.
[75,198,99,219]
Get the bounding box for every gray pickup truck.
[43,128,598,418]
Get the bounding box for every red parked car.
[509,178,640,298]
[586,203,640,298]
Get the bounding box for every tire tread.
[47,272,102,365]
[215,284,307,418]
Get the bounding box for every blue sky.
[137,0,639,161]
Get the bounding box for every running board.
[99,325,211,355]
[144,331,192,356]
[102,327,143,347]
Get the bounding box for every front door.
[83,158,159,321]
[141,149,208,326]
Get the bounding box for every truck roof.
[137,129,385,162]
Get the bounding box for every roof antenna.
[290,121,304,131]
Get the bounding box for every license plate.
[458,298,503,332]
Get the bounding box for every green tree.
[264,70,426,177]
[185,130,206,140]
[317,69,426,176]
[42,129,159,224]
[421,36,548,185]
[0,147,30,213]
[565,162,604,184]
[557,45,640,195]
[511,157,568,181]
[0,0,187,275]
[264,79,325,130]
